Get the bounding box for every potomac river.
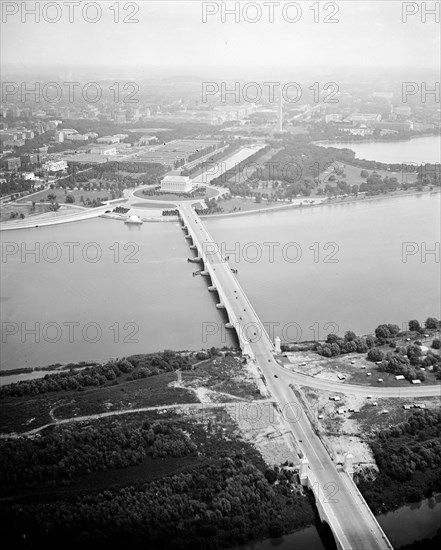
[1,192,439,371]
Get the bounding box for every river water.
[1,163,440,547]
[0,218,236,371]
[316,135,441,164]
[205,192,440,346]
[234,494,441,550]
[1,192,440,370]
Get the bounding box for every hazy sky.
[1,1,440,72]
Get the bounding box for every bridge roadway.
[179,203,394,550]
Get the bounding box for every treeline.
[209,145,271,189]
[261,137,337,185]
[142,186,206,198]
[0,420,196,490]
[1,176,36,196]
[356,410,441,513]
[399,529,441,550]
[368,345,441,382]
[366,319,441,381]
[314,332,374,357]
[332,147,416,172]
[0,350,194,399]
[418,163,441,186]
[113,205,130,214]
[312,318,440,373]
[0,457,315,550]
[203,197,224,214]
[182,142,240,177]
[359,172,400,195]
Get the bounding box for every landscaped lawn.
[133,187,219,201]
[16,188,113,205]
[0,203,51,222]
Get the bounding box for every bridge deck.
[180,203,394,550]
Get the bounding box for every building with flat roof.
[44,160,68,172]
[347,113,382,126]
[1,157,21,170]
[394,106,412,117]
[97,136,120,144]
[160,175,193,193]
[90,145,117,156]
[67,134,89,141]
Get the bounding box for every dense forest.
[0,420,196,490]
[399,530,441,550]
[0,415,315,550]
[356,410,441,514]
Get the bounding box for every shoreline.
[200,186,440,220]
[312,131,440,145]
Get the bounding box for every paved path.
[1,399,276,439]
[276,363,441,398]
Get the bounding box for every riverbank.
[312,131,440,148]
[201,186,440,220]
[2,349,439,550]
[312,133,441,165]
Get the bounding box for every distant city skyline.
[2,1,440,72]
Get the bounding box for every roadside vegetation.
[282,317,441,384]
[0,348,226,399]
[355,410,441,514]
[0,410,315,550]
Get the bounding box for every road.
[0,204,110,231]
[276,364,441,398]
[180,203,394,550]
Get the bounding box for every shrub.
[431,339,441,350]
[375,325,391,340]
[367,348,384,362]
[425,317,439,329]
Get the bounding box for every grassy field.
[215,196,289,213]
[0,352,262,434]
[324,161,410,187]
[184,354,263,400]
[0,372,198,434]
[281,331,440,388]
[0,203,52,222]
[16,188,113,205]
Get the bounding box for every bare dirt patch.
[297,383,441,468]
